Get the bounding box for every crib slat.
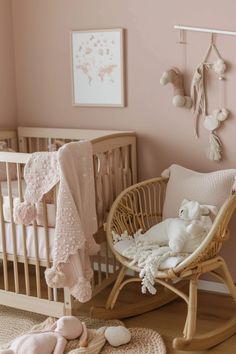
[6,162,19,293]
[130,139,137,184]
[111,149,117,197]
[0,179,9,290]
[105,242,109,278]
[17,163,30,295]
[108,151,114,207]
[91,256,95,290]
[122,145,132,189]
[97,252,102,285]
[33,221,41,298]
[42,197,53,300]
[99,153,110,223]
[102,173,110,217]
[18,137,27,153]
[28,138,33,153]
[94,156,103,228]
[113,148,122,196]
[36,138,40,152]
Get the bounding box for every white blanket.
[113,230,189,294]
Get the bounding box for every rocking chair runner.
[100,176,236,351]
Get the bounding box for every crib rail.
[17,127,137,227]
[0,130,18,151]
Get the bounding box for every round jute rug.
[0,305,166,354]
[102,327,166,354]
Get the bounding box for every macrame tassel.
[208,131,222,161]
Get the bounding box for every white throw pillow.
[162,164,236,219]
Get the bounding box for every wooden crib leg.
[105,265,127,310]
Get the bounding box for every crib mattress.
[1,179,24,197]
[1,180,56,227]
[0,223,54,261]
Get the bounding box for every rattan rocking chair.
[95,176,236,351]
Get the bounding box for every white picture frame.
[71,28,125,107]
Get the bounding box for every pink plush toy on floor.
[0,316,88,354]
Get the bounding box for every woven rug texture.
[0,305,166,354]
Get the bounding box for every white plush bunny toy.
[141,199,218,253]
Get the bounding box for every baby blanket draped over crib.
[15,140,100,303]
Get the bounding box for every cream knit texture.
[162,164,236,219]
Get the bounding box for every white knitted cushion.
[162,164,236,219]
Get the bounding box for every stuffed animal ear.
[200,205,218,216]
[181,199,189,206]
[200,205,210,216]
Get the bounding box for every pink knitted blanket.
[14,141,100,302]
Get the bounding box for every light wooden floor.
[81,282,236,354]
[124,292,236,354]
[2,265,236,353]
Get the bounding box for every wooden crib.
[0,126,137,317]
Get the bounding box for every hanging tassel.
[208,131,222,161]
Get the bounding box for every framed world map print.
[71,28,124,107]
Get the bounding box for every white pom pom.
[213,59,226,75]
[105,326,131,347]
[13,201,36,225]
[203,115,220,131]
[217,108,229,122]
[172,95,185,107]
[45,267,66,288]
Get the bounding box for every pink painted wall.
[0,0,17,128]
[11,1,236,277]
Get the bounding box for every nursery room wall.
[0,0,17,128]
[10,0,236,278]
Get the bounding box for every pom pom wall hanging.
[190,34,230,161]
